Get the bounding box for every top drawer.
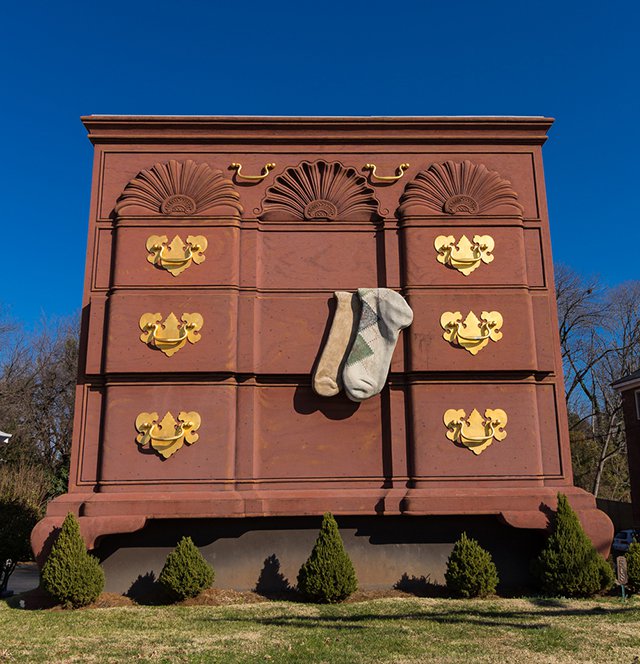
[111,224,240,288]
[401,223,545,288]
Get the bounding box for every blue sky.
[1,1,638,328]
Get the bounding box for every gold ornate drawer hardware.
[229,162,276,181]
[434,234,494,275]
[146,235,207,277]
[440,310,503,355]
[135,411,201,459]
[139,312,203,357]
[363,162,409,182]
[444,408,507,455]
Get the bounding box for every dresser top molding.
[81,115,554,146]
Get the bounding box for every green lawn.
[1,596,640,663]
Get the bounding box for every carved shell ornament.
[115,160,243,217]
[259,160,382,221]
[398,160,524,217]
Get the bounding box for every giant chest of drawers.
[32,116,612,557]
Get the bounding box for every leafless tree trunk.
[0,315,79,495]
[556,264,640,500]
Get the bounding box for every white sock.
[342,288,413,402]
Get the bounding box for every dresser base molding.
[32,485,613,563]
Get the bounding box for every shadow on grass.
[4,586,57,610]
[202,601,638,632]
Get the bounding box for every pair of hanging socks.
[342,288,413,402]
[312,291,359,397]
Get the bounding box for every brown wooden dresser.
[32,116,613,590]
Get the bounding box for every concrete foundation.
[96,515,545,597]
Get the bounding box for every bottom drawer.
[408,380,563,480]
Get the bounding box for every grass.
[1,595,640,663]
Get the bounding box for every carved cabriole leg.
[31,515,147,566]
[500,489,614,557]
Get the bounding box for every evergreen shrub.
[445,532,499,598]
[625,541,640,594]
[158,536,214,601]
[41,513,105,608]
[297,512,358,603]
[533,493,614,597]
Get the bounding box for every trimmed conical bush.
[625,541,640,594]
[40,513,105,608]
[533,493,614,597]
[158,536,214,601]
[297,513,358,603]
[445,532,499,598]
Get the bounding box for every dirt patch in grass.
[6,586,429,611]
[181,589,267,606]
[88,593,135,608]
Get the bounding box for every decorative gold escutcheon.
[146,235,207,277]
[444,408,507,455]
[434,234,494,275]
[135,411,201,459]
[440,310,503,355]
[139,312,203,357]
[229,162,276,181]
[363,163,410,182]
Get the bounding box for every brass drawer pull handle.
[136,411,201,459]
[145,422,188,442]
[444,408,508,455]
[434,234,495,276]
[230,162,276,181]
[143,321,192,345]
[156,243,197,265]
[440,310,503,356]
[146,235,207,276]
[457,420,496,443]
[452,322,492,342]
[139,312,203,357]
[363,163,409,182]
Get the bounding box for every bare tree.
[0,316,79,495]
[556,265,640,499]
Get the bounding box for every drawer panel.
[409,381,555,479]
[104,291,237,373]
[111,226,240,288]
[252,294,408,374]
[254,385,386,480]
[406,289,539,372]
[401,225,530,287]
[99,151,540,221]
[99,383,236,483]
[256,230,379,291]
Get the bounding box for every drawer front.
[99,383,236,483]
[408,381,561,479]
[99,151,540,222]
[251,294,408,375]
[401,225,543,288]
[111,225,240,288]
[253,385,386,480]
[256,229,379,291]
[96,382,390,484]
[406,289,543,372]
[104,291,237,373]
[101,289,551,375]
